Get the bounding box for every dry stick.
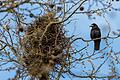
[75,2,112,14]
[61,0,87,23]
[0,0,30,12]
[103,14,111,37]
[68,69,120,79]
[0,40,17,56]
[56,42,71,80]
[0,44,7,51]
[40,22,54,41]
[92,54,110,75]
[70,35,120,44]
[40,0,87,42]
[61,0,81,21]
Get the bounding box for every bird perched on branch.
[90,23,101,50]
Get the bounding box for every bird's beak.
[90,24,94,27]
[90,25,93,27]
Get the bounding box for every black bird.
[90,23,101,50]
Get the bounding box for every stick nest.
[22,12,69,79]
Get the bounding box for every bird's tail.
[94,40,100,50]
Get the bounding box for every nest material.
[22,12,69,79]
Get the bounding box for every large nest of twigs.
[21,12,69,79]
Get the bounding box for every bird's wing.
[91,28,101,39]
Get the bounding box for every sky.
[0,0,120,80]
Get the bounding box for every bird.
[90,23,101,50]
